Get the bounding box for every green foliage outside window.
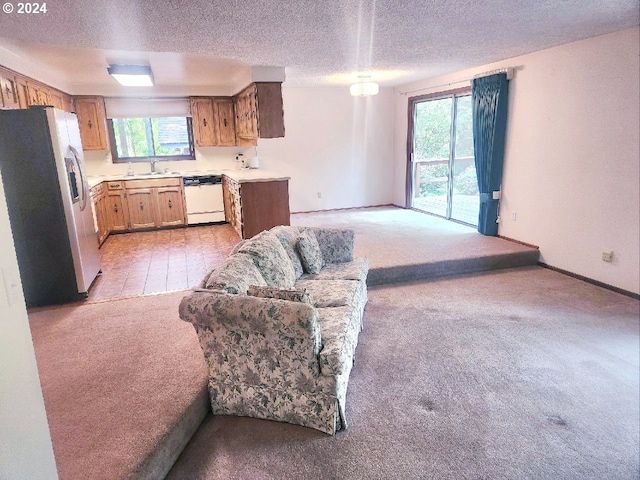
[415,95,478,197]
[111,117,193,161]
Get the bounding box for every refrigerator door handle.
[68,145,88,211]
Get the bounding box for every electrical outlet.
[601,250,613,262]
[317,192,322,199]
[511,211,517,221]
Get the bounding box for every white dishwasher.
[183,175,225,224]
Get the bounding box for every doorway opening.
[407,88,479,226]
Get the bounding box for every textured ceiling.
[0,0,638,94]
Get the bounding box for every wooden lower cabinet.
[107,191,129,232]
[222,175,290,239]
[90,183,109,246]
[157,187,186,226]
[91,177,187,244]
[126,188,157,229]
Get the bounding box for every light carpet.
[292,207,540,284]
[28,291,208,480]
[167,267,640,480]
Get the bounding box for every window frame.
[107,117,196,163]
[405,86,471,208]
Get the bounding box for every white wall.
[0,175,59,479]
[257,87,395,212]
[393,27,640,295]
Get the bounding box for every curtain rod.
[397,67,514,96]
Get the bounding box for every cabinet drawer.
[107,181,124,190]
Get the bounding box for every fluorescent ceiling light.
[107,65,154,87]
[350,77,379,97]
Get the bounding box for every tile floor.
[87,224,240,302]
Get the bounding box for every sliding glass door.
[410,91,479,226]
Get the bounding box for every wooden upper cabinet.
[213,98,236,146]
[0,65,73,111]
[190,97,217,147]
[0,75,19,109]
[233,82,284,146]
[74,96,110,151]
[254,83,285,138]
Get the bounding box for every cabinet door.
[26,84,40,106]
[190,98,217,147]
[15,78,29,109]
[107,191,129,232]
[74,97,109,151]
[48,91,64,110]
[127,189,157,229]
[96,193,110,245]
[213,98,236,146]
[156,187,185,227]
[0,76,19,109]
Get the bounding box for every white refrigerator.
[0,107,101,307]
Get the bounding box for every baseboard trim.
[292,204,395,215]
[538,262,639,300]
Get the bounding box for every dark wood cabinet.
[233,82,285,147]
[222,175,290,239]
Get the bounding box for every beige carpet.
[168,267,640,479]
[28,291,208,480]
[291,206,537,269]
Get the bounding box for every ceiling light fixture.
[350,76,379,97]
[107,64,154,87]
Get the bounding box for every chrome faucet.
[150,158,158,173]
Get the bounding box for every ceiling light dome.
[350,76,379,97]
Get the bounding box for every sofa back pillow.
[205,253,267,294]
[238,231,297,288]
[247,285,312,304]
[312,228,355,264]
[270,225,304,278]
[296,229,324,274]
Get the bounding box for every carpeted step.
[367,249,540,286]
[28,291,209,480]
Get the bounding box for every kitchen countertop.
[87,169,290,188]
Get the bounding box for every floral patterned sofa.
[178,225,369,435]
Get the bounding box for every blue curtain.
[471,73,509,236]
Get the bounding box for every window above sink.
[107,116,195,163]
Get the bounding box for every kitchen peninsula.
[88,169,290,244]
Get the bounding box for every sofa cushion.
[205,253,267,294]
[247,285,312,304]
[270,226,304,278]
[296,229,324,274]
[312,228,354,264]
[317,306,360,376]
[298,257,369,283]
[238,231,297,288]
[295,279,360,308]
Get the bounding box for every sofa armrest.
[179,291,322,355]
[311,228,355,264]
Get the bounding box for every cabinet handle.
[140,202,144,210]
[203,118,208,127]
[88,120,93,129]
[223,118,228,127]
[168,200,173,209]
[114,204,118,213]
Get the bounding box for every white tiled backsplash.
[83,146,257,176]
